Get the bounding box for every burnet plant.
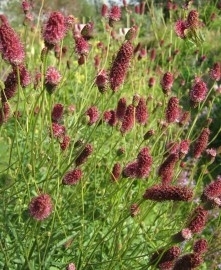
[0,0,221,269]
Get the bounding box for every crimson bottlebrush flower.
[111,162,122,181]
[75,143,93,166]
[109,41,133,91]
[62,168,82,185]
[43,12,66,48]
[45,66,62,94]
[74,35,90,56]
[209,62,221,81]
[173,253,203,270]
[29,194,53,221]
[101,4,109,18]
[66,263,76,270]
[158,154,179,185]
[22,0,31,14]
[193,239,208,254]
[161,72,174,95]
[136,147,152,178]
[130,203,140,217]
[51,103,64,123]
[86,106,100,125]
[51,123,66,138]
[122,161,138,178]
[1,71,17,102]
[150,246,181,267]
[0,21,25,65]
[166,142,180,155]
[116,97,127,121]
[109,6,121,26]
[174,20,188,39]
[189,77,208,104]
[0,102,10,125]
[135,97,148,125]
[187,10,199,28]
[120,104,135,134]
[148,77,155,87]
[193,128,210,159]
[103,110,117,126]
[179,139,190,159]
[60,135,71,151]
[201,177,221,208]
[165,97,180,123]
[95,70,108,93]
[17,65,31,87]
[81,22,94,40]
[143,185,193,202]
[125,25,137,41]
[186,206,208,234]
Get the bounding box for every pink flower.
[209,62,221,81]
[116,97,127,121]
[189,77,208,104]
[62,168,83,185]
[101,4,109,18]
[150,246,181,267]
[136,147,152,178]
[103,110,117,126]
[122,161,138,178]
[165,97,180,123]
[111,163,122,181]
[109,6,121,26]
[22,0,32,14]
[135,97,148,125]
[201,176,221,208]
[86,106,100,125]
[74,35,90,56]
[95,70,108,93]
[193,239,208,254]
[0,20,25,65]
[66,263,76,270]
[1,71,17,102]
[43,12,66,48]
[173,253,203,270]
[187,10,199,28]
[174,20,188,39]
[75,144,93,166]
[109,41,133,91]
[172,228,193,242]
[120,104,135,134]
[51,123,66,138]
[161,72,174,95]
[187,206,208,234]
[51,103,64,123]
[193,128,210,158]
[158,154,179,185]
[143,185,193,202]
[29,194,53,220]
[60,135,71,151]
[45,66,62,94]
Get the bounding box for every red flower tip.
[109,6,121,26]
[161,72,174,95]
[66,263,76,270]
[150,246,181,267]
[62,168,83,185]
[43,12,66,48]
[86,106,100,125]
[158,154,179,185]
[143,185,193,202]
[95,70,108,93]
[45,66,62,94]
[201,176,221,208]
[29,194,53,221]
[193,239,208,254]
[74,35,90,56]
[209,62,221,81]
[111,162,122,181]
[116,97,127,121]
[103,110,117,126]
[190,77,208,104]
[193,128,210,159]
[174,20,188,39]
[75,143,93,166]
[165,97,180,123]
[60,135,71,151]
[187,10,199,28]
[51,103,64,123]
[148,77,155,87]
[173,253,203,270]
[135,97,148,125]
[120,104,135,134]
[101,4,109,18]
[51,123,66,138]
[172,228,193,243]
[186,206,208,234]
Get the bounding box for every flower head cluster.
[201,176,221,208]
[111,163,122,181]
[193,239,208,254]
[51,103,64,123]
[135,97,148,125]
[174,20,188,39]
[109,41,133,91]
[209,62,221,81]
[51,123,66,138]
[66,263,76,270]
[43,12,66,48]
[60,135,71,151]
[189,77,208,105]
[165,97,180,123]
[109,6,121,26]
[123,147,152,179]
[116,97,127,121]
[173,253,203,270]
[120,104,135,134]
[45,66,62,94]
[29,194,53,221]
[186,206,208,234]
[95,70,108,93]
[74,35,90,56]
[81,22,94,40]
[160,72,174,95]
[22,0,32,14]
[103,110,117,126]
[193,128,210,159]
[158,153,179,185]
[62,168,83,185]
[101,4,109,18]
[0,19,25,65]
[75,144,93,166]
[86,106,100,125]
[143,185,193,202]
[187,10,199,28]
